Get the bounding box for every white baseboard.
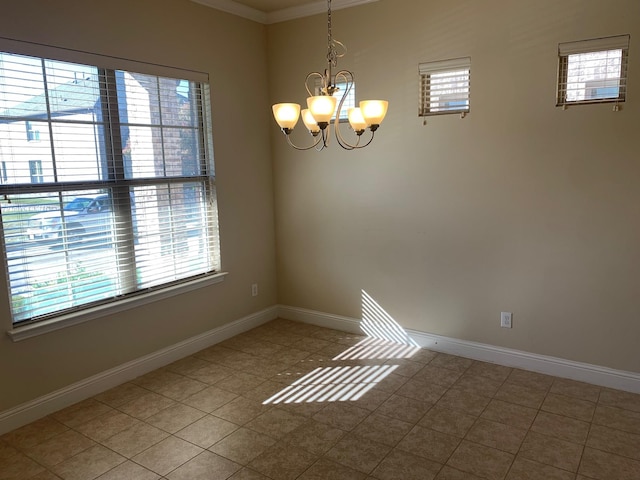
[278,305,640,394]
[0,306,278,436]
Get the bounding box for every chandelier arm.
[332,70,363,150]
[283,130,324,151]
[305,71,325,97]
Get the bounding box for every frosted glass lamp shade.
[272,103,301,130]
[302,109,320,133]
[360,100,389,126]
[307,95,337,124]
[347,107,368,131]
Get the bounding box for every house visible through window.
[0,45,219,325]
[557,35,630,107]
[419,57,471,116]
[28,160,43,183]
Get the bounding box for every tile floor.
[2,318,640,479]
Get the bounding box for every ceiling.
[191,0,378,24]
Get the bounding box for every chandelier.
[271,0,389,151]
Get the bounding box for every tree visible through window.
[0,48,219,325]
[557,35,630,107]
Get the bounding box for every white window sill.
[7,272,228,342]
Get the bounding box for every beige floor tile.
[52,399,114,428]
[166,451,241,480]
[29,471,63,480]
[413,365,463,388]
[518,431,583,472]
[269,347,314,365]
[429,354,473,373]
[325,433,391,474]
[1,416,69,450]
[245,408,308,439]
[592,404,640,435]
[542,393,596,422]
[165,356,211,376]
[437,387,490,416]
[95,460,160,479]
[282,419,345,455]
[481,399,538,430]
[242,380,289,403]
[494,382,547,410]
[228,467,271,479]
[23,430,95,468]
[531,410,590,444]
[212,396,271,425]
[152,376,208,401]
[551,378,601,403]
[353,387,393,411]
[175,415,238,448]
[312,402,371,430]
[579,446,640,480]
[376,394,432,423]
[435,465,484,479]
[93,383,148,408]
[193,344,237,364]
[397,425,460,463]
[209,427,276,464]
[506,457,575,480]
[275,400,326,417]
[587,423,640,460]
[298,457,367,480]
[452,374,502,398]
[384,359,424,378]
[145,403,206,434]
[214,372,266,395]
[395,379,448,404]
[447,440,514,480]
[51,445,125,480]
[352,412,413,447]
[465,419,527,454]
[0,444,46,478]
[249,443,317,480]
[506,369,554,391]
[185,363,234,385]
[132,436,203,476]
[102,422,168,458]
[371,448,442,480]
[132,370,184,392]
[74,410,140,443]
[420,406,474,439]
[371,372,409,393]
[466,361,512,383]
[182,385,238,413]
[117,392,176,420]
[599,388,640,413]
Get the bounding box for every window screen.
[0,48,219,325]
[557,35,630,107]
[419,57,471,116]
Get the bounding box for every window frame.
[419,57,471,117]
[0,39,225,339]
[556,34,630,108]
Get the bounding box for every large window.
[557,35,630,107]
[0,47,219,326]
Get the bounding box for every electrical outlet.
[251,283,258,297]
[500,312,512,328]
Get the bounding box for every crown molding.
[191,0,379,24]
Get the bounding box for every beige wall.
[0,0,277,411]
[269,0,640,372]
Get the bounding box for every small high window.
[419,57,470,116]
[315,79,355,121]
[557,35,630,107]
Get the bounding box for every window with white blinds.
[315,79,355,121]
[557,35,630,107]
[419,57,471,116]
[0,47,219,326]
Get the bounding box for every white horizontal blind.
[0,46,219,325]
[557,35,630,106]
[419,57,471,116]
